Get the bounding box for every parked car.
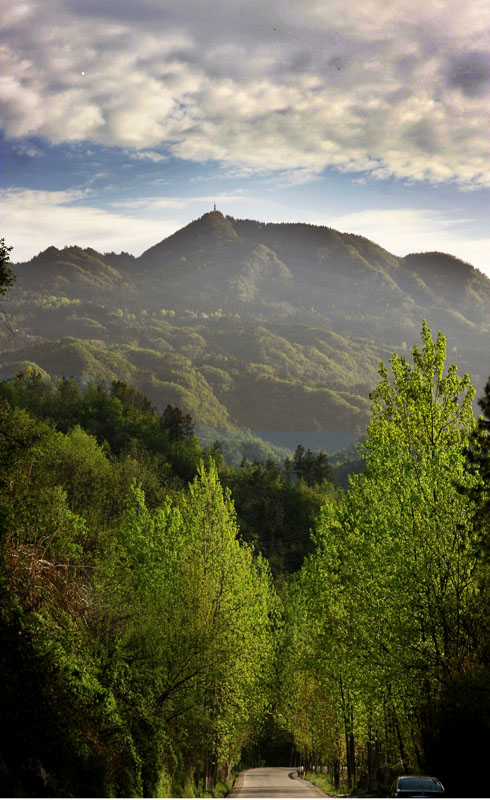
[390,775,445,797]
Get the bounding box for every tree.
[94,461,279,794]
[471,377,490,523]
[292,444,334,487]
[0,238,15,296]
[280,322,483,791]
[0,401,141,797]
[111,380,154,413]
[223,457,330,574]
[161,404,194,441]
[474,376,490,628]
[0,384,280,795]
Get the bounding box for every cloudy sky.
[2,0,489,276]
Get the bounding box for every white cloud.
[1,0,489,186]
[0,188,180,261]
[323,208,490,277]
[127,150,167,163]
[13,142,43,158]
[0,188,249,262]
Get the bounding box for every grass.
[305,771,342,796]
[179,773,237,798]
[305,771,386,797]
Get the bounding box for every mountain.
[15,245,136,297]
[135,213,490,330]
[3,212,489,437]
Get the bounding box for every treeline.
[0,374,335,576]
[0,372,335,796]
[277,322,490,797]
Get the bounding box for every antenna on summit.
[213,202,216,212]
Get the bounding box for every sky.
[1,0,489,276]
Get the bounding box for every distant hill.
[136,214,490,338]
[4,212,489,436]
[15,245,136,297]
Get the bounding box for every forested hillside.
[3,212,489,442]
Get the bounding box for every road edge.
[226,770,244,797]
[290,770,328,797]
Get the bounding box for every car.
[390,775,445,797]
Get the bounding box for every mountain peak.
[32,245,61,262]
[189,210,238,239]
[138,210,238,265]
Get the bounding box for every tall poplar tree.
[280,322,483,788]
[94,461,278,795]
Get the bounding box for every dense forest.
[0,371,335,796]
[1,239,489,797]
[1,324,489,796]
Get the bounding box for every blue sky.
[1,0,489,276]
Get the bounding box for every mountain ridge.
[13,212,490,317]
[5,212,489,436]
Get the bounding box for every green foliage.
[329,439,366,489]
[197,426,292,468]
[1,314,489,795]
[0,373,205,486]
[291,444,334,487]
[278,322,488,795]
[0,392,279,796]
[92,462,279,794]
[223,458,334,575]
[161,403,194,441]
[469,376,490,526]
[0,402,142,796]
[0,238,16,296]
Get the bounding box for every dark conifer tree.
[161,404,194,441]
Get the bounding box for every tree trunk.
[393,713,407,771]
[340,676,354,788]
[349,727,356,787]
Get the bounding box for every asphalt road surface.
[228,767,327,797]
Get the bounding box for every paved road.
[228,767,327,797]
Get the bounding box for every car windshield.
[399,777,443,791]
